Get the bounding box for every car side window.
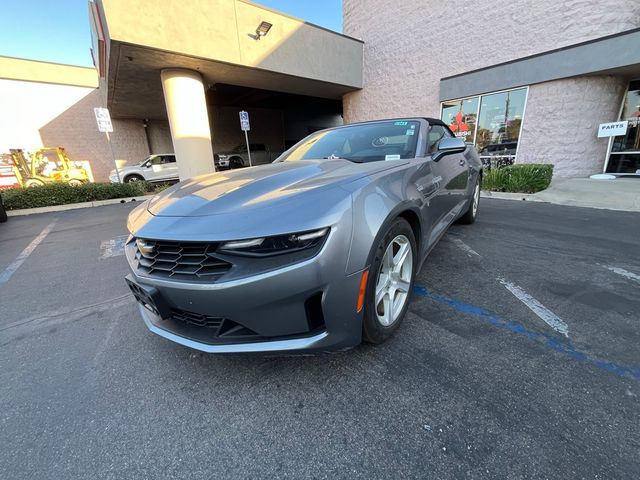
[163,155,176,164]
[427,125,453,153]
[149,156,163,165]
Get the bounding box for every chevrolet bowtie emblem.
[136,239,155,255]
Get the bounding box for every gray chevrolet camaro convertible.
[125,118,482,353]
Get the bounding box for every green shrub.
[482,164,553,193]
[1,181,149,210]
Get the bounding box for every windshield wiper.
[322,156,363,163]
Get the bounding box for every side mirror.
[432,137,466,161]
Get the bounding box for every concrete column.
[160,69,215,180]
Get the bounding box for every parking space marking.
[499,278,569,337]
[412,285,640,381]
[0,221,57,284]
[100,235,128,259]
[451,238,481,258]
[604,265,640,284]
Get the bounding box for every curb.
[7,195,154,217]
[480,191,544,203]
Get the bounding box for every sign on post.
[94,107,114,133]
[239,110,250,131]
[597,120,628,138]
[239,111,252,166]
[94,107,120,182]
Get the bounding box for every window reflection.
[441,87,527,168]
[441,97,478,143]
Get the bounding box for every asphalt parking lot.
[1,199,639,479]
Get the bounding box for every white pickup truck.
[214,144,282,170]
[109,154,178,183]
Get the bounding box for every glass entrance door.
[606,80,640,175]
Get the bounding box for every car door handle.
[459,159,466,166]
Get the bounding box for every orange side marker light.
[356,269,369,312]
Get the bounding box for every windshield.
[279,120,421,163]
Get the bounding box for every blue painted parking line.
[412,284,640,381]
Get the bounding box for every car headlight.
[219,228,329,257]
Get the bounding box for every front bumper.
[124,228,364,354]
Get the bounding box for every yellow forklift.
[10,147,91,187]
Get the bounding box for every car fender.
[343,171,424,275]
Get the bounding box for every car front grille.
[134,239,232,281]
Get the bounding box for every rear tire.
[68,178,84,186]
[457,176,480,225]
[362,218,416,344]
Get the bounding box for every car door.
[429,125,470,220]
[160,155,178,180]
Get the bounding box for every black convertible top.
[348,117,448,127]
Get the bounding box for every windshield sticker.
[385,154,401,161]
[393,121,408,126]
[406,129,415,135]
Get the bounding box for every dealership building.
[1,0,639,181]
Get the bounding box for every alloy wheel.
[375,234,413,326]
[472,182,480,216]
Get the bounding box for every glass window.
[441,97,478,142]
[280,120,420,163]
[607,80,640,174]
[441,87,527,167]
[475,88,526,163]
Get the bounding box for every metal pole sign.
[239,110,252,166]
[94,107,121,182]
[94,107,113,133]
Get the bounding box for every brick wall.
[0,78,151,181]
[343,0,639,176]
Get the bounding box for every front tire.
[362,218,416,344]
[229,157,244,169]
[124,174,144,183]
[24,178,46,188]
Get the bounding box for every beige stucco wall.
[0,78,150,181]
[517,76,628,177]
[343,0,639,176]
[100,0,363,88]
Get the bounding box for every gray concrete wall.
[147,121,173,154]
[212,107,285,153]
[343,0,640,176]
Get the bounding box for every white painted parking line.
[451,238,481,258]
[604,265,640,284]
[499,278,569,337]
[0,221,57,284]
[100,235,128,259]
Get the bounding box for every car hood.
[147,159,406,217]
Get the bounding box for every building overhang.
[440,28,640,101]
[90,0,363,119]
